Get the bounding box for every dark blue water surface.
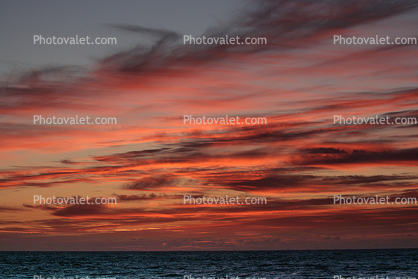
[0,250,417,279]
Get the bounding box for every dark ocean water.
[0,250,417,279]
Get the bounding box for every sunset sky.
[1,0,418,251]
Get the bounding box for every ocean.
[1,250,417,279]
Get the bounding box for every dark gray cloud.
[123,174,185,191]
[99,0,418,74]
[295,147,418,166]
